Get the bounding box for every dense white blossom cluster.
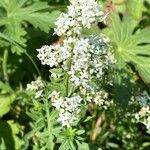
[37,38,73,67]
[73,35,115,88]
[26,79,44,99]
[54,0,104,36]
[37,35,115,91]
[48,91,82,127]
[36,0,115,127]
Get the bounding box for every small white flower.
[57,111,75,127]
[135,105,150,130]
[36,0,116,128]
[54,0,104,36]
[35,90,43,99]
[49,93,82,127]
[135,113,140,120]
[52,97,64,110]
[48,91,60,100]
[26,79,45,99]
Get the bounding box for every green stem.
[44,99,53,150]
[46,99,53,150]
[2,49,9,84]
[24,51,41,77]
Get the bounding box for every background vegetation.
[0,0,150,149]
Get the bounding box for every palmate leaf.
[0,0,61,54]
[126,0,144,20]
[104,14,150,84]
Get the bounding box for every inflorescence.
[35,0,115,127]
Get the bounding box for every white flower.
[36,0,116,128]
[26,79,45,99]
[137,92,150,106]
[52,97,64,110]
[135,113,140,120]
[57,111,75,127]
[135,105,150,130]
[54,0,104,36]
[35,90,43,99]
[48,91,60,100]
[26,79,44,91]
[37,36,110,90]
[93,90,108,106]
[66,36,115,90]
[139,106,150,117]
[37,45,61,67]
[48,92,82,127]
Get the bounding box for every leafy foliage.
[104,14,150,84]
[126,0,144,19]
[0,0,61,54]
[0,94,16,117]
[0,120,24,150]
[0,0,150,150]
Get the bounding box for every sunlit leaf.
[104,14,150,84]
[0,94,16,117]
[0,0,61,54]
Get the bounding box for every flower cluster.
[36,0,115,127]
[135,106,150,130]
[68,35,115,90]
[48,91,82,127]
[37,38,73,67]
[26,79,45,99]
[137,92,150,107]
[37,35,115,91]
[54,0,104,36]
[86,90,113,109]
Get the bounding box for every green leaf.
[0,0,61,54]
[0,138,7,150]
[114,68,137,107]
[0,32,12,43]
[104,14,150,84]
[49,110,59,121]
[50,68,63,75]
[126,0,144,20]
[76,141,102,150]
[0,94,16,117]
[0,81,13,92]
[145,0,150,4]
[142,142,150,148]
[68,140,76,150]
[0,120,24,150]
[48,80,66,96]
[107,142,119,148]
[59,140,69,150]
